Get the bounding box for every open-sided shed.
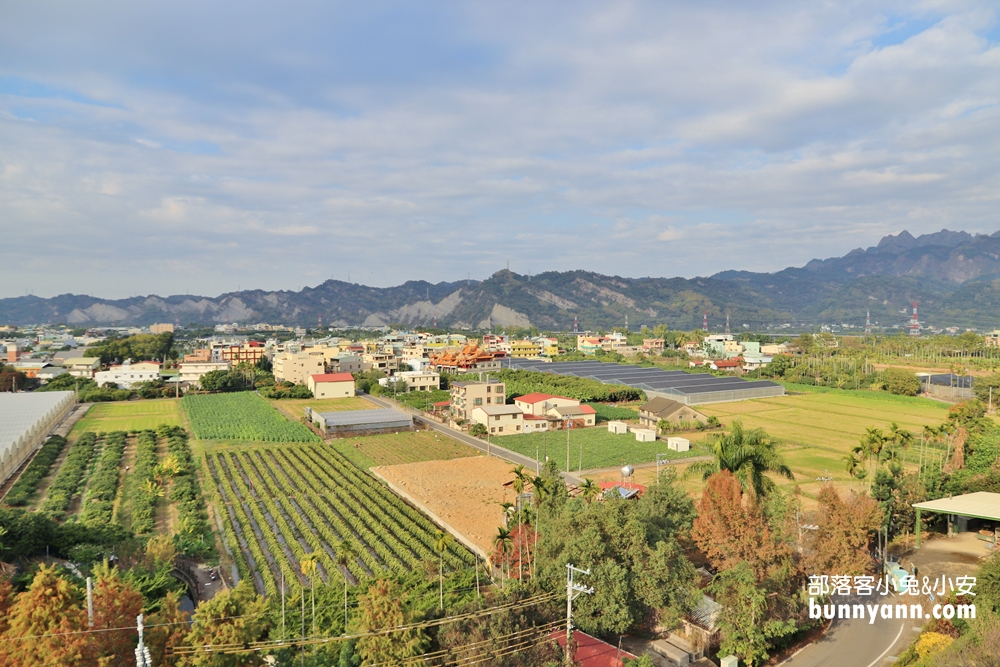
[912,492,1000,548]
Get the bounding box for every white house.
[178,361,231,388]
[522,414,550,434]
[94,360,161,389]
[514,393,580,416]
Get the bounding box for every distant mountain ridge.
[5,228,1000,330]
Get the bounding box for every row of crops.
[182,393,320,442]
[79,431,127,526]
[3,435,68,506]
[205,443,474,596]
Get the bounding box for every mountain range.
[5,229,1000,331]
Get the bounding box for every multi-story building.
[470,405,524,436]
[184,349,212,362]
[61,357,101,378]
[536,337,560,356]
[362,352,398,374]
[510,340,540,358]
[211,341,268,365]
[642,339,665,354]
[273,352,324,385]
[178,361,231,388]
[513,393,580,416]
[328,355,364,374]
[307,373,356,399]
[450,378,506,421]
[986,331,1000,347]
[392,370,441,392]
[150,323,175,334]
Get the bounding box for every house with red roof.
[550,629,638,667]
[547,404,597,428]
[514,393,580,416]
[522,413,551,434]
[307,372,356,399]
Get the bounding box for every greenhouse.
[0,391,75,486]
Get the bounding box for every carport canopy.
[912,492,1000,547]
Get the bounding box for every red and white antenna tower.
[318,315,322,329]
[433,316,437,329]
[624,314,628,331]
[725,314,730,335]
[865,310,871,336]
[574,315,579,333]
[909,302,920,337]
[703,312,708,333]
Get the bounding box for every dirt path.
[111,435,137,526]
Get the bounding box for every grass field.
[70,400,183,436]
[269,396,376,420]
[699,391,948,454]
[329,430,482,469]
[498,427,711,472]
[183,393,320,442]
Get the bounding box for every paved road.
[781,596,915,667]
[361,393,583,484]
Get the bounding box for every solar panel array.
[507,359,784,405]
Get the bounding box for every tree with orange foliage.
[0,564,90,667]
[146,590,188,667]
[805,486,882,576]
[691,471,794,584]
[88,561,145,667]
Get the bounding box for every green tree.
[300,553,320,641]
[433,530,453,611]
[355,580,428,665]
[334,541,356,632]
[469,423,488,438]
[884,367,921,396]
[687,420,793,497]
[709,562,797,666]
[0,564,89,667]
[180,581,271,667]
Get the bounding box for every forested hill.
[5,228,1000,330]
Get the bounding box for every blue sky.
[2,1,999,298]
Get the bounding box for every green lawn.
[497,427,710,473]
[70,400,183,436]
[270,396,376,420]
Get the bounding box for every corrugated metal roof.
[317,408,411,427]
[912,492,1000,520]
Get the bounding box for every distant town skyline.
[3,1,999,299]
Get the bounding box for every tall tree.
[146,590,188,667]
[805,486,882,576]
[355,580,428,666]
[334,541,355,633]
[0,564,89,667]
[687,421,793,497]
[180,581,271,667]
[300,553,319,641]
[433,531,453,611]
[89,560,145,667]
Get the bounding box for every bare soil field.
[372,456,516,557]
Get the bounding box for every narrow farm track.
[205,456,266,594]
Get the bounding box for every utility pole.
[87,577,93,628]
[656,453,670,484]
[565,564,594,666]
[281,571,286,641]
[135,614,152,667]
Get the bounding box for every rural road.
[361,393,584,485]
[781,596,915,667]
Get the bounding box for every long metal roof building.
[507,359,784,405]
[0,391,76,486]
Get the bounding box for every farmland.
[497,427,711,472]
[70,399,182,435]
[270,395,375,420]
[327,430,481,468]
[204,442,474,596]
[183,393,320,442]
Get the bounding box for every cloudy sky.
[2,1,999,299]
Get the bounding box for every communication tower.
[909,302,920,337]
[703,312,708,333]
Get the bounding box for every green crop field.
[70,400,182,436]
[328,430,481,469]
[699,391,947,454]
[204,442,474,596]
[498,427,710,473]
[270,396,375,420]
[182,393,320,442]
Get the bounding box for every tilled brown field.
[372,456,516,557]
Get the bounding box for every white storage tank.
[607,421,628,434]
[667,436,690,452]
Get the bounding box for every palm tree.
[859,426,887,492]
[334,541,355,633]
[433,530,453,611]
[842,453,861,492]
[579,478,600,504]
[493,527,513,590]
[299,553,320,642]
[686,420,793,497]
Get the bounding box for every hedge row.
[40,433,98,518]
[80,431,127,526]
[127,430,160,534]
[159,425,213,557]
[4,435,68,506]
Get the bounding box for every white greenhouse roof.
[913,492,1000,521]
[0,392,75,462]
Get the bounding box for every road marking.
[864,622,905,667]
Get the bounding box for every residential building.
[470,404,524,435]
[510,340,539,358]
[36,366,68,383]
[513,393,580,416]
[546,404,596,427]
[62,357,101,378]
[392,370,440,392]
[212,341,268,364]
[709,358,741,372]
[642,338,665,354]
[638,397,706,429]
[183,349,212,362]
[150,323,175,334]
[3,343,18,362]
[576,337,603,355]
[987,331,1000,347]
[273,351,325,385]
[522,414,550,434]
[307,373,356,399]
[94,360,161,389]
[327,354,364,374]
[362,352,398,374]
[12,360,50,379]
[178,361,231,388]
[535,337,560,356]
[450,378,506,421]
[761,342,789,355]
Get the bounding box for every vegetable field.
[183,393,320,442]
[205,442,474,596]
